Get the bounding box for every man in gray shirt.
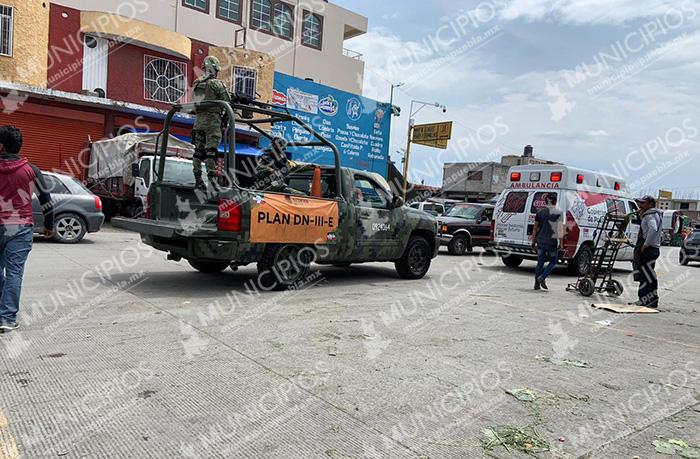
[632,195,662,308]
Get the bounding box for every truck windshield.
[445,205,481,219]
[155,158,202,187]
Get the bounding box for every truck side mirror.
[391,195,404,209]
[132,163,140,178]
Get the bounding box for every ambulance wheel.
[578,278,595,297]
[188,260,230,274]
[258,244,313,291]
[447,234,468,255]
[568,245,593,276]
[608,280,624,297]
[396,236,432,279]
[501,254,523,268]
[679,251,689,266]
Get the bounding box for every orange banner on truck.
[250,194,339,244]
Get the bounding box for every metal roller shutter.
[0,107,104,176]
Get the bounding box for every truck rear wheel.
[188,260,230,274]
[258,244,313,291]
[501,254,523,268]
[395,236,432,279]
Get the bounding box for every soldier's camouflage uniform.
[191,71,231,186]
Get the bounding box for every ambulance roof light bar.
[550,172,562,182]
[510,172,521,182]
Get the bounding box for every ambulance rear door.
[494,190,531,247]
[527,190,562,243]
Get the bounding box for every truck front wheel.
[447,234,469,255]
[258,244,313,291]
[395,236,432,279]
[188,260,230,274]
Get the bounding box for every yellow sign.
[413,138,449,149]
[658,190,673,200]
[250,194,339,244]
[412,122,453,143]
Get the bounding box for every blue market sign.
[269,72,391,176]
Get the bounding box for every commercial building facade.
[0,0,371,175]
[441,146,559,202]
[658,197,700,224]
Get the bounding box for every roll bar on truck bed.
[154,100,344,199]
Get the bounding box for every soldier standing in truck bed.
[191,56,231,192]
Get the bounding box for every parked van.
[491,165,640,276]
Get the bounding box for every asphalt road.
[1,226,699,458]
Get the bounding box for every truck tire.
[258,244,313,291]
[188,260,230,274]
[53,213,87,244]
[501,254,523,268]
[395,236,432,279]
[567,245,593,276]
[447,234,468,255]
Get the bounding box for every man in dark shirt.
[531,193,562,290]
[0,125,54,333]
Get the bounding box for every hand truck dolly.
[567,212,633,297]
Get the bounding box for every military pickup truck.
[112,100,439,289]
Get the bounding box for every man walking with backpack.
[0,125,54,333]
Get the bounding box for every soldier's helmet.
[202,56,221,75]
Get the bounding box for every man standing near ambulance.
[531,193,563,290]
[632,195,662,308]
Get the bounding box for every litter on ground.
[481,426,550,455]
[652,437,700,457]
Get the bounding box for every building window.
[217,0,241,23]
[272,2,294,40]
[467,171,483,181]
[302,11,323,50]
[0,5,13,57]
[251,0,272,32]
[233,67,257,99]
[182,0,209,13]
[144,56,188,104]
[251,0,294,40]
[680,202,690,210]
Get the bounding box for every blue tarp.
[170,134,263,156]
[125,128,263,157]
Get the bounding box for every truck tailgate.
[111,217,218,238]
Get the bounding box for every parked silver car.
[32,172,105,243]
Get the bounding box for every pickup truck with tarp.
[112,100,439,289]
[83,133,195,218]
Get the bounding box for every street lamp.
[389,82,405,116]
[402,100,447,200]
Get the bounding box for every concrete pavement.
[1,226,698,458]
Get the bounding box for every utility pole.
[390,82,404,113]
[402,120,414,200]
[402,100,447,200]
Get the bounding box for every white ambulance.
[491,165,640,276]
